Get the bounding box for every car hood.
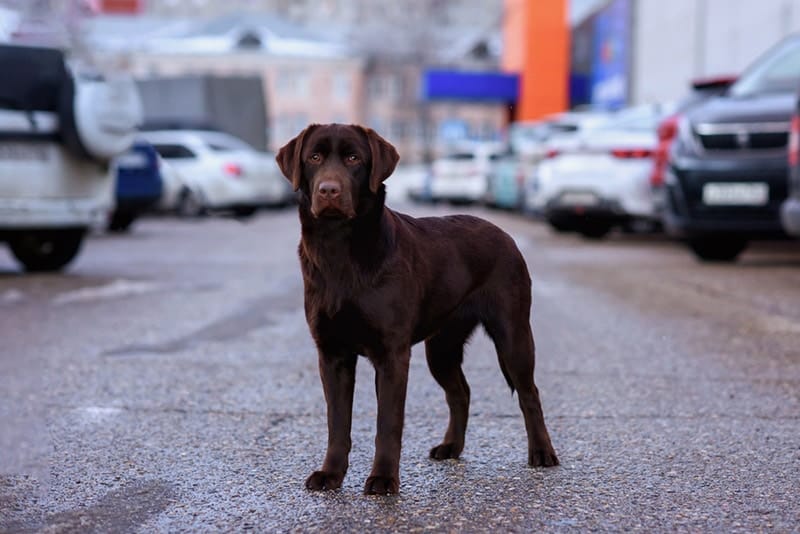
[688,92,796,125]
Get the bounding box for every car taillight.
[545,148,560,159]
[650,114,680,187]
[223,162,243,177]
[789,114,800,167]
[611,148,653,159]
[657,117,679,141]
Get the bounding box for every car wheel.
[233,206,257,218]
[177,188,205,218]
[9,229,85,272]
[546,217,576,233]
[107,210,136,232]
[578,223,613,240]
[687,237,748,262]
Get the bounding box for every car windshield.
[152,144,196,159]
[596,107,667,132]
[509,122,551,144]
[550,114,612,135]
[200,133,253,152]
[729,36,800,97]
[444,153,475,160]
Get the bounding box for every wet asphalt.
[1,198,799,533]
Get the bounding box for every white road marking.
[52,279,162,305]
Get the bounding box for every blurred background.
[1,0,800,269]
[2,0,796,153]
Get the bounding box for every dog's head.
[276,124,399,219]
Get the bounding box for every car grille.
[695,122,789,151]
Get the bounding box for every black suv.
[662,34,800,261]
[780,91,800,236]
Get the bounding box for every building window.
[274,113,310,145]
[332,72,351,101]
[367,76,385,99]
[392,119,409,140]
[367,116,386,134]
[276,68,310,98]
[368,74,404,101]
[389,76,405,101]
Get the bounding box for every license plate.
[559,191,599,206]
[0,144,49,161]
[702,182,769,206]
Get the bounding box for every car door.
[203,136,278,200]
[149,142,203,193]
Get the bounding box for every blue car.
[486,153,526,210]
[109,141,164,232]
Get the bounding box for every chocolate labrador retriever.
[276,124,558,495]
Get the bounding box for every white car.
[154,155,185,213]
[519,111,612,213]
[511,112,610,160]
[143,130,293,217]
[0,44,141,271]
[525,106,667,238]
[427,142,506,204]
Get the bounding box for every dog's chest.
[311,298,385,356]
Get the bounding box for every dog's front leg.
[364,347,411,495]
[306,352,357,491]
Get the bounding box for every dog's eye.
[345,154,360,164]
[308,153,322,164]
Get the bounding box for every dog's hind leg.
[483,312,559,468]
[425,314,478,460]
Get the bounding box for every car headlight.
[675,116,702,156]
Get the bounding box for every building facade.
[631,0,800,105]
[572,0,800,109]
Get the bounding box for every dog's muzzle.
[312,180,355,218]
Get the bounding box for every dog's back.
[387,210,532,345]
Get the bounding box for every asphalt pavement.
[1,199,799,532]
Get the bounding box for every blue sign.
[591,0,630,110]
[422,70,519,102]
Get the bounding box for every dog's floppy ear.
[358,126,400,193]
[276,124,318,191]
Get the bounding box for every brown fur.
[276,124,558,495]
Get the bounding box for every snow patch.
[53,279,162,305]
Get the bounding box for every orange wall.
[503,0,569,121]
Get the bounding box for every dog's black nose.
[318,181,341,198]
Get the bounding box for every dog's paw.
[429,442,462,460]
[305,470,344,491]
[528,448,559,468]
[363,475,399,495]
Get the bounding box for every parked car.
[485,151,527,210]
[142,129,293,217]
[0,44,141,271]
[525,106,666,238]
[780,90,800,236]
[108,141,164,232]
[155,155,185,213]
[486,119,558,210]
[521,111,613,216]
[424,142,506,205]
[508,119,555,160]
[651,75,738,215]
[660,33,800,261]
